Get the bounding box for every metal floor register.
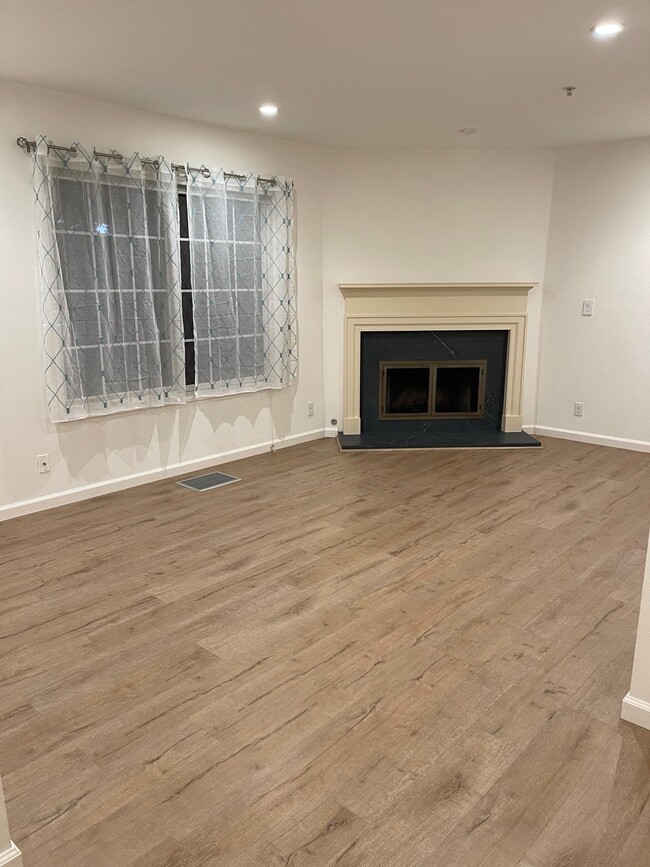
[176,471,241,492]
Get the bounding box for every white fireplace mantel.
[339,283,536,436]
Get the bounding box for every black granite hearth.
[338,430,541,450]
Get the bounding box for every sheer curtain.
[184,167,296,397]
[32,136,185,421]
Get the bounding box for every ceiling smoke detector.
[459,128,478,135]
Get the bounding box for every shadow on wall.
[53,383,298,484]
[269,383,297,442]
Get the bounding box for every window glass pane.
[139,341,163,390]
[232,198,255,241]
[77,346,102,394]
[239,335,258,377]
[108,186,130,235]
[98,293,123,343]
[93,236,113,293]
[194,338,212,384]
[69,297,100,345]
[121,292,138,342]
[144,189,162,237]
[203,196,225,240]
[206,242,230,290]
[214,294,235,337]
[192,291,208,338]
[136,293,158,341]
[55,178,87,231]
[236,292,257,335]
[126,188,146,236]
[180,240,191,289]
[183,340,196,387]
[181,291,194,340]
[59,233,94,291]
[104,346,127,393]
[234,246,255,289]
[131,238,150,288]
[219,337,237,380]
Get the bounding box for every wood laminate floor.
[1,437,650,866]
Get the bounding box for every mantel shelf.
[339,283,537,298]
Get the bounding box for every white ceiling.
[1,0,649,149]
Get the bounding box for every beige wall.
[0,80,325,516]
[321,147,556,433]
[537,138,650,447]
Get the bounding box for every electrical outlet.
[582,299,594,316]
[37,453,50,473]
[307,401,315,418]
[574,402,584,417]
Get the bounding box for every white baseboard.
[0,428,327,522]
[323,427,339,438]
[0,842,22,867]
[526,425,650,453]
[621,693,650,730]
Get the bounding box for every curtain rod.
[16,137,278,185]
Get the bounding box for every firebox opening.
[385,364,431,415]
[380,360,486,420]
[435,363,482,415]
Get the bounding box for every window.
[178,182,268,390]
[34,146,186,421]
[53,169,182,400]
[31,137,296,422]
[182,169,295,398]
[178,191,195,386]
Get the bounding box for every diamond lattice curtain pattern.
[32,136,186,421]
[184,167,297,397]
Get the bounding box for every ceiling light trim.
[590,21,625,38]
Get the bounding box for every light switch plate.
[582,299,594,316]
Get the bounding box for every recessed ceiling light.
[590,21,625,38]
[259,104,278,117]
[459,128,478,135]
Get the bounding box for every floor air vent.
[176,471,240,492]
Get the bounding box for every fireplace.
[380,360,486,420]
[337,283,541,449]
[361,330,507,437]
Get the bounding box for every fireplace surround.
[339,283,539,448]
[364,330,506,436]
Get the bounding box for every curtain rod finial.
[17,136,36,153]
